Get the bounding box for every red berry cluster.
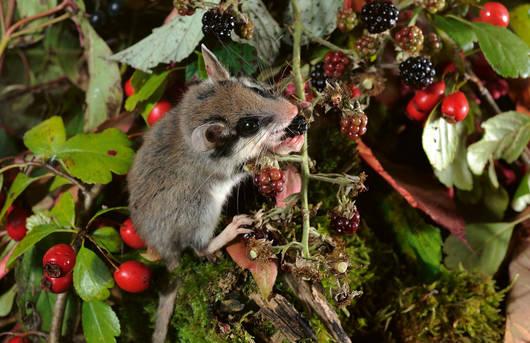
[340,112,368,140]
[124,78,172,126]
[406,80,446,121]
[330,210,361,234]
[41,244,76,293]
[254,167,285,197]
[323,51,350,79]
[6,207,28,241]
[394,25,424,54]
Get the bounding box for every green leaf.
[471,22,530,78]
[44,23,84,87]
[8,224,76,266]
[124,70,171,111]
[444,222,514,275]
[422,110,460,171]
[86,206,128,228]
[433,15,476,50]
[237,0,282,64]
[49,176,71,191]
[434,125,473,190]
[110,2,219,72]
[510,4,530,47]
[15,0,58,32]
[50,192,76,228]
[0,285,16,317]
[92,227,121,253]
[23,116,66,158]
[213,43,258,76]
[82,301,120,343]
[285,0,342,45]
[56,128,134,184]
[512,173,530,212]
[0,173,47,221]
[73,7,123,130]
[37,292,77,333]
[73,246,114,301]
[467,112,530,175]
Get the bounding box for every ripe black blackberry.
[399,56,436,89]
[310,63,327,92]
[202,9,236,39]
[284,115,308,138]
[360,1,399,34]
[330,210,361,234]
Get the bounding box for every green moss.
[393,269,506,342]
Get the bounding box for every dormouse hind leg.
[152,259,179,343]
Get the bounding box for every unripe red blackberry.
[175,0,195,16]
[424,32,442,54]
[340,112,368,140]
[337,8,358,32]
[310,63,327,92]
[202,8,236,39]
[399,56,436,89]
[360,1,399,34]
[330,210,361,234]
[254,167,286,197]
[424,0,446,13]
[323,51,350,79]
[394,25,424,54]
[356,35,381,59]
[237,21,254,40]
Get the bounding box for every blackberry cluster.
[254,167,285,197]
[356,35,380,59]
[202,9,236,39]
[175,0,195,16]
[310,63,327,92]
[422,0,446,13]
[323,51,350,78]
[237,21,254,40]
[360,1,399,34]
[340,113,368,140]
[284,115,308,138]
[330,211,361,234]
[425,32,442,53]
[395,25,424,54]
[399,56,436,89]
[337,8,357,32]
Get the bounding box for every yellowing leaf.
[23,116,66,158]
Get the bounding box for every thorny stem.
[291,0,311,259]
[466,70,502,114]
[308,32,358,59]
[11,12,72,40]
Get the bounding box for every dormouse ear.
[201,44,230,81]
[191,122,229,152]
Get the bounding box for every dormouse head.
[180,45,298,165]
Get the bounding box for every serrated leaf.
[56,128,134,184]
[49,176,71,191]
[213,43,259,76]
[82,301,120,343]
[124,70,171,111]
[26,212,53,231]
[422,110,460,171]
[0,285,16,316]
[110,4,219,72]
[444,222,514,275]
[23,116,66,158]
[73,3,123,131]
[472,23,530,78]
[73,246,114,301]
[237,0,282,64]
[92,227,121,253]
[433,15,476,50]
[8,224,76,266]
[467,112,530,175]
[512,173,530,212]
[434,126,473,190]
[0,173,48,221]
[285,0,342,45]
[510,4,530,47]
[50,192,76,228]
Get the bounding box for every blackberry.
[356,34,380,59]
[323,51,350,78]
[202,9,236,39]
[422,0,445,13]
[340,112,368,140]
[337,8,358,32]
[108,0,124,17]
[360,1,399,34]
[310,63,327,92]
[425,32,442,54]
[330,211,361,234]
[89,10,107,29]
[237,21,254,40]
[394,25,424,54]
[254,167,285,197]
[399,56,436,89]
[284,115,308,138]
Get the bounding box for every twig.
[307,32,358,59]
[466,70,501,114]
[11,12,72,40]
[0,77,69,101]
[48,293,67,343]
[0,315,16,329]
[22,161,89,198]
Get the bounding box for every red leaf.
[357,140,466,241]
[226,241,278,299]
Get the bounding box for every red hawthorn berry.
[42,244,76,278]
[441,91,469,122]
[120,218,146,249]
[114,261,151,293]
[6,207,28,241]
[414,80,446,112]
[406,100,428,121]
[6,336,30,343]
[42,272,73,293]
[477,2,509,27]
[124,79,135,97]
[147,101,171,126]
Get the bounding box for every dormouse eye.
[236,117,261,137]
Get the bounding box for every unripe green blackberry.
[417,0,446,13]
[355,35,380,59]
[337,8,358,32]
[394,25,424,54]
[237,21,254,40]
